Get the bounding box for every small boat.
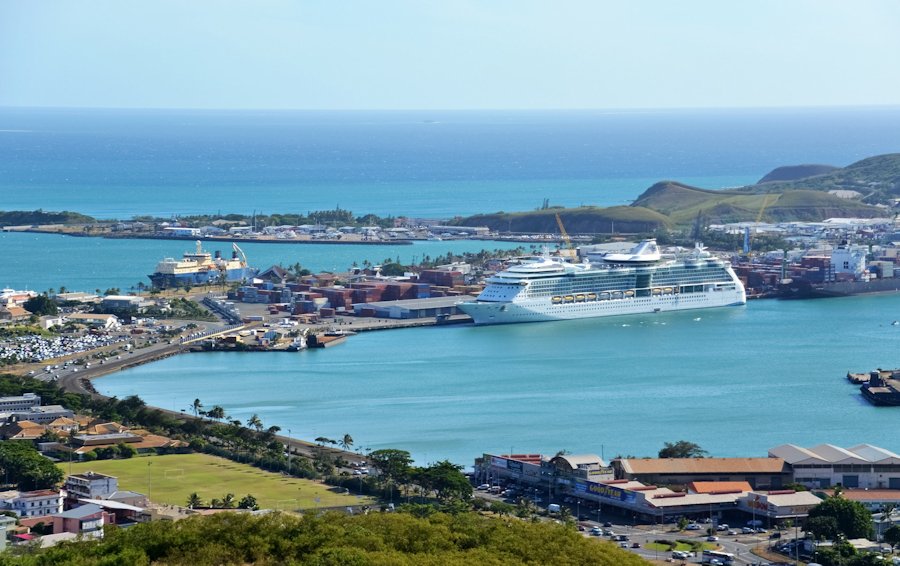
[624,290,635,297]
[575,294,585,302]
[551,296,562,304]
[663,287,673,294]
[563,295,575,303]
[652,288,662,295]
[586,293,597,300]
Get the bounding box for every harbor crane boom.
[232,242,249,265]
[555,213,577,260]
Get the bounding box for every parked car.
[686,523,701,530]
[707,535,719,542]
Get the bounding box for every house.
[0,419,47,440]
[52,503,107,538]
[0,490,63,518]
[46,417,79,435]
[0,305,31,323]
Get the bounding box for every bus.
[701,550,735,565]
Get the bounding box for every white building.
[770,443,900,489]
[65,313,120,330]
[831,243,868,277]
[64,472,118,502]
[0,393,41,412]
[0,489,64,518]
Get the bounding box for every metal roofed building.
[614,457,790,489]
[769,443,900,489]
[736,490,824,521]
[352,295,477,319]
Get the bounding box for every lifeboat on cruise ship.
[586,293,597,300]
[652,288,662,295]
[610,291,623,299]
[575,294,585,302]
[663,287,673,294]
[551,296,562,304]
[624,290,635,297]
[563,295,575,303]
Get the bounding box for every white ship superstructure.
[458,240,746,325]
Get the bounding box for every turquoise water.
[3,107,900,219]
[97,294,900,468]
[0,231,525,293]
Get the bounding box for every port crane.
[743,194,775,255]
[232,242,249,266]
[555,213,578,260]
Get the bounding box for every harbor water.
[97,293,900,467]
[0,231,525,293]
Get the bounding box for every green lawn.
[59,453,372,511]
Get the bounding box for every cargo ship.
[457,240,746,325]
[777,241,900,299]
[149,241,258,289]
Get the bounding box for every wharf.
[847,368,900,384]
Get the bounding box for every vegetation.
[0,441,64,490]
[136,207,397,229]
[807,494,874,540]
[22,295,58,316]
[658,440,707,459]
[455,205,670,234]
[0,209,95,226]
[757,153,900,204]
[0,510,648,565]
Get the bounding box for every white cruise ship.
[457,240,746,325]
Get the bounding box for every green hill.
[632,182,883,225]
[751,153,900,202]
[757,164,838,183]
[455,206,670,234]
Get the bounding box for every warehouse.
[352,295,476,319]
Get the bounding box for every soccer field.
[60,453,371,511]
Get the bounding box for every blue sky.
[2,0,899,109]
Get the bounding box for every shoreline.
[7,227,416,246]
[49,314,473,463]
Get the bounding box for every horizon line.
[2,103,900,113]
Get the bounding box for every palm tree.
[191,398,203,418]
[340,434,354,452]
[221,493,236,509]
[247,414,263,433]
[186,492,203,509]
[206,405,225,422]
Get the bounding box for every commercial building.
[352,296,476,320]
[769,443,900,489]
[736,490,824,521]
[0,393,41,412]
[1,405,75,425]
[614,457,790,489]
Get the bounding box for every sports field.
[59,453,371,511]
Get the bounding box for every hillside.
[455,206,670,234]
[758,164,838,183]
[632,182,883,225]
[754,153,900,202]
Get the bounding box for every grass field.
[59,453,372,511]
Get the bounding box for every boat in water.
[457,240,746,325]
[149,241,258,289]
[860,371,900,406]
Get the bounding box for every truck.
[547,503,561,514]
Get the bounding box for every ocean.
[2,106,900,219]
[5,106,900,468]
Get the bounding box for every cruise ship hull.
[459,289,745,325]
[148,267,258,289]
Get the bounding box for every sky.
[2,0,899,110]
